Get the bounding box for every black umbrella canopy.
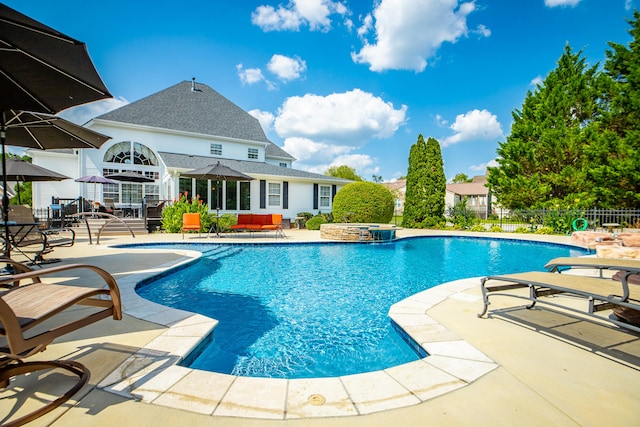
[0,158,70,204]
[3,110,111,149]
[0,4,112,257]
[0,158,70,181]
[0,3,112,113]
[181,161,254,181]
[106,171,154,183]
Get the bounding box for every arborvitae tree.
[487,45,605,209]
[402,135,446,228]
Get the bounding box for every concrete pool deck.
[1,229,639,426]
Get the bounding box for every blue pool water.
[134,236,586,379]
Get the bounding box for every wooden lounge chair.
[478,257,640,333]
[0,258,122,426]
[181,213,201,238]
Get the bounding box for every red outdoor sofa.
[230,213,284,238]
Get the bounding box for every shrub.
[447,201,476,230]
[305,215,327,230]
[514,226,530,233]
[161,195,213,233]
[535,226,554,235]
[332,182,394,223]
[489,225,503,232]
[470,225,486,232]
[296,211,314,228]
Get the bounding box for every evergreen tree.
[487,45,605,209]
[402,135,446,228]
[592,10,640,207]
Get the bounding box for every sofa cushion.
[252,214,271,225]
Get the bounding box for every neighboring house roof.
[446,182,489,196]
[381,179,406,192]
[95,80,271,144]
[158,152,350,183]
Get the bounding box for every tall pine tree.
[487,45,606,209]
[592,10,640,208]
[402,135,446,228]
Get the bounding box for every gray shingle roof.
[96,80,270,143]
[158,152,350,183]
[265,141,295,160]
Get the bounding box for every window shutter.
[332,185,337,201]
[313,184,318,210]
[260,180,266,209]
[283,181,289,209]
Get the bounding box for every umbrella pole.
[1,112,11,258]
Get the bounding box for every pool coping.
[98,247,499,419]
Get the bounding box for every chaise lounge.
[478,257,640,333]
[0,258,122,425]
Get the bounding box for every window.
[145,184,159,204]
[226,181,237,210]
[240,181,251,210]
[279,162,288,168]
[268,182,281,207]
[319,185,331,208]
[210,143,222,156]
[248,148,258,160]
[104,141,158,166]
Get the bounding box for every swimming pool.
[135,236,586,379]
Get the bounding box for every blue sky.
[6,0,635,181]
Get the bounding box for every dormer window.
[210,143,222,156]
[248,148,258,160]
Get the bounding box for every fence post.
[592,207,597,231]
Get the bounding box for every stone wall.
[320,223,372,241]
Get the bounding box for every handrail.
[70,213,135,244]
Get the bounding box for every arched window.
[104,141,158,166]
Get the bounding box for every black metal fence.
[446,207,640,233]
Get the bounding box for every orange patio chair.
[182,213,201,238]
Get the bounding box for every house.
[380,179,406,215]
[445,175,492,217]
[29,80,350,219]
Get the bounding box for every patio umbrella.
[0,158,70,204]
[75,175,116,203]
[106,171,154,216]
[0,3,112,257]
[181,161,254,234]
[0,3,112,114]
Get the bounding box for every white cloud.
[626,0,633,11]
[267,54,307,81]
[544,0,581,7]
[273,89,406,173]
[435,114,448,127]
[59,97,129,125]
[252,0,349,32]
[441,109,503,147]
[236,64,265,85]
[248,109,276,133]
[473,24,491,38]
[469,158,499,171]
[352,0,485,72]
[530,75,543,86]
[274,89,407,143]
[237,64,277,90]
